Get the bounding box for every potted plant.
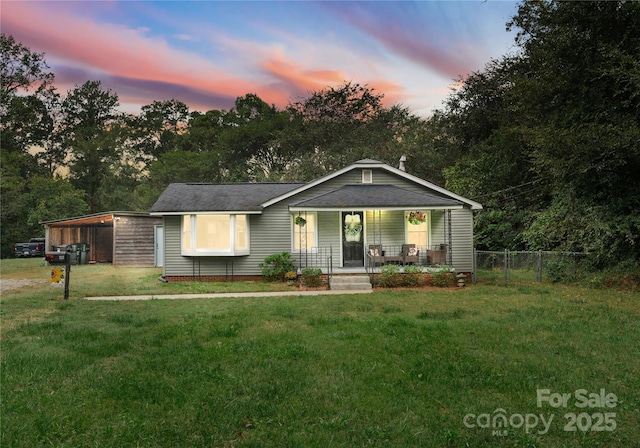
[285,271,298,286]
[294,216,306,226]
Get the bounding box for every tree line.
[2,0,639,268]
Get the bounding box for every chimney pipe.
[399,155,406,172]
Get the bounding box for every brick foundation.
[164,275,265,282]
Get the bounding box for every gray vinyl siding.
[164,207,296,277]
[423,209,474,272]
[161,166,477,276]
[430,210,446,247]
[364,210,405,248]
[369,169,450,198]
[449,208,474,272]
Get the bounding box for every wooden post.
[64,248,71,300]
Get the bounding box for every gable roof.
[262,159,483,210]
[149,160,482,214]
[149,182,304,214]
[290,184,463,210]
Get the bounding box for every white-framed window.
[292,212,317,252]
[362,169,372,183]
[182,214,250,256]
[405,210,430,248]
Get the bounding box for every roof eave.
[150,210,263,216]
[289,205,465,212]
[40,211,152,225]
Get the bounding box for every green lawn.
[1,259,638,447]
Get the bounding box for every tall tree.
[0,34,54,106]
[26,176,89,227]
[129,99,190,162]
[61,81,123,212]
[509,0,640,263]
[436,0,640,262]
[0,33,55,164]
[0,34,57,256]
[285,82,420,180]
[219,94,293,181]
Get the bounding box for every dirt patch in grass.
[0,278,48,292]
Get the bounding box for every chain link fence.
[474,250,590,283]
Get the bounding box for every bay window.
[182,214,250,256]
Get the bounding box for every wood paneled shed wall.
[113,215,162,267]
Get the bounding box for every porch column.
[446,209,453,265]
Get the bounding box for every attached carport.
[42,212,163,267]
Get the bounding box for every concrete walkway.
[85,289,372,301]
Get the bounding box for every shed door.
[342,212,364,267]
[154,225,164,267]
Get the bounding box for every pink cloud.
[261,54,405,110]
[1,2,290,111]
[262,56,346,97]
[1,2,432,115]
[325,3,489,80]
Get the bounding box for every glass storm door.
[342,212,364,267]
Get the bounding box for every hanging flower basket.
[294,216,307,226]
[407,211,426,225]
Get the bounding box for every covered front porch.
[289,207,456,275]
[287,183,464,274]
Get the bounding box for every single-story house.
[150,159,482,281]
[42,212,163,267]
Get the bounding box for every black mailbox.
[45,251,66,264]
[45,246,72,265]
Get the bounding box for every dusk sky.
[2,1,520,116]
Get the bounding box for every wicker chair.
[402,244,420,265]
[368,245,386,265]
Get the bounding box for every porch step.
[329,275,372,291]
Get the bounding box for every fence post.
[504,248,509,283]
[537,251,542,282]
[472,247,477,284]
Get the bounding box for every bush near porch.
[376,264,457,288]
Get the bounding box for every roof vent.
[399,155,407,172]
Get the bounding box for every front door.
[154,225,164,267]
[342,212,364,267]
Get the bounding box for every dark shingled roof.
[150,182,305,213]
[290,184,463,208]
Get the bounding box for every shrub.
[427,265,456,287]
[544,257,584,283]
[378,264,402,288]
[301,267,323,288]
[259,252,295,282]
[430,272,455,287]
[403,265,423,287]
